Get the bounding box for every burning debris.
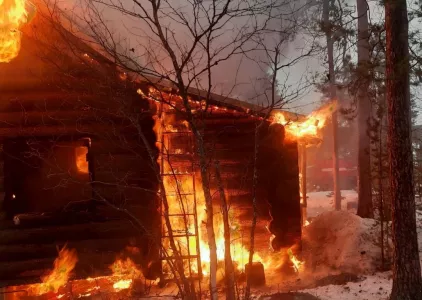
[15,248,150,298]
[28,246,78,295]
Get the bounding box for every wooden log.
[0,237,138,262]
[197,116,254,126]
[0,111,137,128]
[0,220,140,245]
[0,124,139,138]
[0,251,125,281]
[12,211,108,228]
[245,262,266,286]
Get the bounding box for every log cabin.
[0,0,303,287]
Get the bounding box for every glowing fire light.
[287,248,303,272]
[32,246,78,295]
[75,146,89,174]
[304,220,310,227]
[273,101,337,139]
[113,279,132,291]
[108,257,143,291]
[155,105,266,279]
[0,0,36,63]
[110,257,142,278]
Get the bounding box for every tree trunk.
[323,0,341,210]
[214,161,235,300]
[386,0,422,298]
[300,143,308,225]
[195,134,218,300]
[379,120,386,271]
[245,124,260,300]
[356,0,374,218]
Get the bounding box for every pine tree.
[386,0,422,298]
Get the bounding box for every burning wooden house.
[0,0,330,295]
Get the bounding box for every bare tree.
[322,0,341,210]
[385,0,422,298]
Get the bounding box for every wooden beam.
[0,237,137,262]
[0,124,139,138]
[0,220,139,245]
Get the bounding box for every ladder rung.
[162,131,192,134]
[160,255,199,260]
[165,213,196,217]
[161,173,194,176]
[165,192,195,196]
[161,234,197,238]
[163,154,193,157]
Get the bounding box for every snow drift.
[302,211,390,274]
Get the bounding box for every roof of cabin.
[0,0,303,123]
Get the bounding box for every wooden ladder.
[158,106,202,285]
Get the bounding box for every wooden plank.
[0,251,124,281]
[0,124,139,138]
[0,237,137,262]
[0,220,140,245]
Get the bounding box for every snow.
[278,190,422,300]
[302,210,386,274]
[306,190,358,219]
[303,272,392,300]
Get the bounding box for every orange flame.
[155,104,266,278]
[75,146,89,174]
[0,0,35,63]
[273,101,337,139]
[109,257,143,291]
[113,279,132,291]
[287,248,303,272]
[33,246,78,295]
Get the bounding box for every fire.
[31,246,78,295]
[155,103,266,279]
[287,248,303,272]
[113,279,132,291]
[108,257,143,291]
[110,257,143,279]
[0,0,35,63]
[10,252,148,298]
[75,146,89,173]
[273,101,337,139]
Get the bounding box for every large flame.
[0,0,34,62]
[273,101,337,140]
[154,100,266,279]
[21,254,147,298]
[31,246,78,295]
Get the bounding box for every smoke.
[57,0,312,107]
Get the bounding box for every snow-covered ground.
[284,190,422,300]
[303,272,392,300]
[306,190,358,219]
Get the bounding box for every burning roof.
[0,0,36,63]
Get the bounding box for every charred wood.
[0,220,139,245]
